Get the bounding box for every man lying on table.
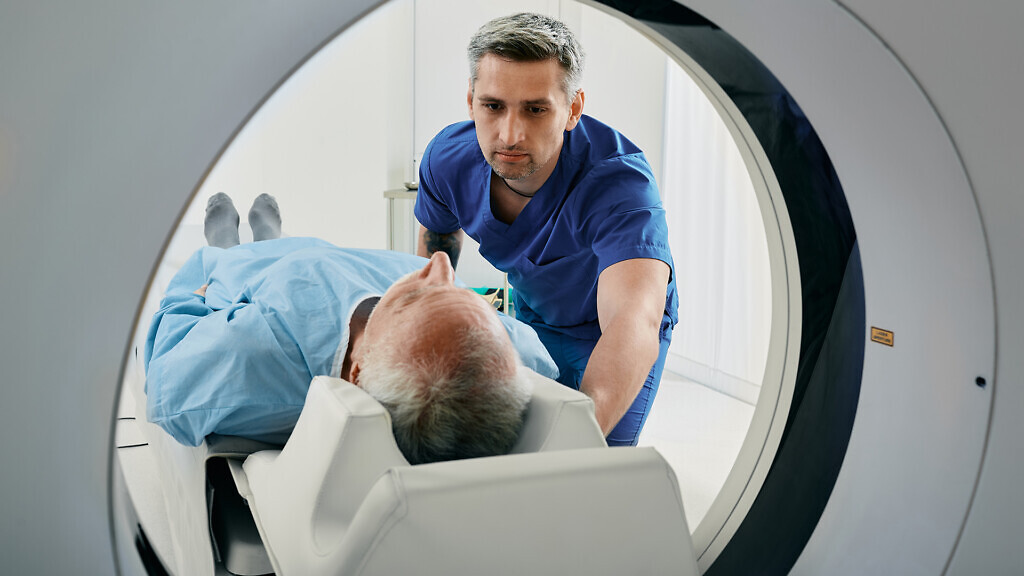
[144,193,556,465]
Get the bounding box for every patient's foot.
[248,193,282,242]
[204,192,240,248]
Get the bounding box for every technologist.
[144,193,557,464]
[415,12,678,445]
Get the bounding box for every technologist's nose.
[499,112,525,147]
[423,252,455,285]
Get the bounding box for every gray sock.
[248,193,282,241]
[204,192,240,248]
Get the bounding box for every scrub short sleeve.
[583,155,674,276]
[414,139,462,234]
[592,208,673,275]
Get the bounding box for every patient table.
[129,359,699,575]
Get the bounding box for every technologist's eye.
[484,103,502,112]
[528,107,546,115]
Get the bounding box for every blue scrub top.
[416,115,678,342]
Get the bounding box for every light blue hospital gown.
[143,237,556,446]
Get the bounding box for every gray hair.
[468,12,585,104]
[357,325,533,465]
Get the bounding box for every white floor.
[638,372,756,531]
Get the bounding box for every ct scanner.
[1,0,1021,574]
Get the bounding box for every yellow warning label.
[870,327,894,347]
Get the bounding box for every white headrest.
[311,447,696,575]
[241,377,408,566]
[242,372,612,575]
[511,368,607,453]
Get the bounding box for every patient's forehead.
[361,282,515,372]
[406,298,514,361]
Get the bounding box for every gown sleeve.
[497,313,560,380]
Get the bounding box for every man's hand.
[193,284,208,297]
[417,224,464,269]
[581,258,670,435]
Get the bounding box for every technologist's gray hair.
[467,12,586,104]
[357,325,533,465]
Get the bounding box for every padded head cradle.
[241,374,663,575]
[330,447,696,575]
[510,367,608,453]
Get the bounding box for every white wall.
[166,0,769,404]
[181,0,414,250]
[168,0,672,292]
[568,3,666,185]
[662,60,771,406]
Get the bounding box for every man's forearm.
[585,257,671,435]
[579,318,661,435]
[416,224,464,269]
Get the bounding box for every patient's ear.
[348,361,362,387]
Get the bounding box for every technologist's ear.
[467,79,475,120]
[565,89,585,131]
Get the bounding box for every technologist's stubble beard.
[488,151,539,183]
